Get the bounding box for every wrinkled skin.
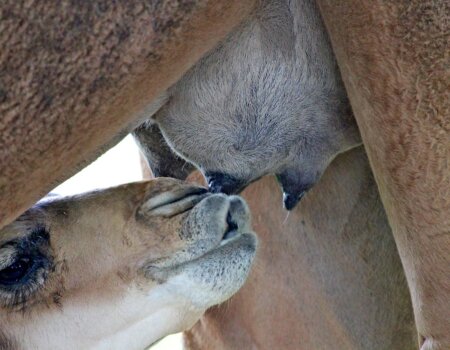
[0,178,257,350]
[133,0,361,209]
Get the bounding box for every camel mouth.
[145,194,255,278]
[146,230,257,306]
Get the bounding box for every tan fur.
[316,1,450,348]
[0,0,257,229]
[180,148,416,350]
[0,179,257,349]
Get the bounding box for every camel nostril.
[227,211,238,231]
[139,186,208,217]
[223,211,239,240]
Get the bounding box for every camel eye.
[0,226,52,307]
[0,256,33,286]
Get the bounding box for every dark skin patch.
[133,123,195,180]
[44,258,69,310]
[51,291,63,309]
[117,266,133,283]
[0,89,7,103]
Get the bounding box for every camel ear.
[132,123,195,180]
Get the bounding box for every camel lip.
[144,217,254,275]
[208,231,257,254]
[219,230,242,246]
[146,232,257,279]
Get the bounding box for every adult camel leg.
[317,1,449,348]
[0,0,256,229]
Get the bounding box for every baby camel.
[0,178,257,350]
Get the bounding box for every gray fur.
[135,0,362,207]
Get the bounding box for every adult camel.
[135,1,448,348]
[1,1,447,349]
[161,149,417,350]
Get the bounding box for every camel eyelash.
[0,226,52,309]
[0,277,46,309]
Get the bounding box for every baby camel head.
[0,178,257,350]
